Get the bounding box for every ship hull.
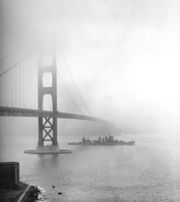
[68,141,135,146]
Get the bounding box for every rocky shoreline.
[0,182,42,202]
[21,185,42,202]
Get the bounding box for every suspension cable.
[0,54,28,78]
[61,52,93,115]
[57,73,82,114]
[0,47,20,64]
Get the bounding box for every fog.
[1,0,180,137]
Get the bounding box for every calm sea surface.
[1,133,180,202]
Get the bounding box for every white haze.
[1,0,180,136]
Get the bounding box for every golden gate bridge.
[0,49,107,154]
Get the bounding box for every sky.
[1,0,180,134]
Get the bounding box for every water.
[1,134,180,201]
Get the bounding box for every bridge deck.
[0,106,104,122]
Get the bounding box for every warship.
[68,134,135,146]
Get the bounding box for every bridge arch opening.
[43,94,53,111]
[42,72,52,87]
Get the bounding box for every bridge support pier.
[24,54,72,154]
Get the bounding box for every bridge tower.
[24,54,72,154]
[37,55,59,151]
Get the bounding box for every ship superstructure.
[68,135,135,146]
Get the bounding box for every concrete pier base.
[24,145,72,154]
